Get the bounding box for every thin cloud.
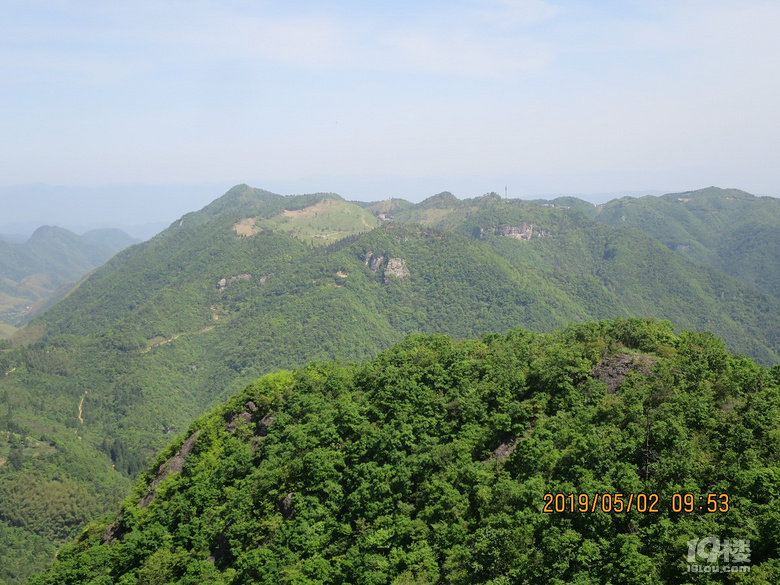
[476,0,561,28]
[158,13,351,69]
[1,2,560,81]
[156,7,557,79]
[378,29,553,78]
[2,0,779,194]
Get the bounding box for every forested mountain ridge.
[2,184,780,583]
[31,185,780,361]
[531,186,780,299]
[29,320,780,584]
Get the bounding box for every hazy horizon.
[3,1,779,202]
[0,180,692,240]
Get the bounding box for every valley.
[0,227,137,337]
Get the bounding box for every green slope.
[2,185,780,583]
[29,320,780,584]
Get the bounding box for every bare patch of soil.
[233,217,259,236]
[282,199,337,219]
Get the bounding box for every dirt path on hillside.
[78,390,88,425]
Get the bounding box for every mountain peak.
[417,191,459,209]
[28,225,76,242]
[200,185,282,216]
[199,185,347,218]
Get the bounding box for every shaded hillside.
[0,226,137,333]
[2,184,780,583]
[543,187,780,299]
[30,320,780,584]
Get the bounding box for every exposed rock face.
[225,411,253,433]
[225,401,275,442]
[279,492,296,520]
[226,401,264,431]
[101,511,126,545]
[217,272,251,291]
[384,258,410,281]
[484,436,519,462]
[363,251,410,282]
[363,251,385,273]
[592,353,656,394]
[369,256,384,273]
[475,223,548,240]
[138,430,202,509]
[256,413,274,437]
[501,223,536,240]
[500,223,549,240]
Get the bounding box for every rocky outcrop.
[363,251,410,282]
[103,429,206,544]
[384,258,410,282]
[217,273,251,291]
[279,492,296,520]
[499,223,549,240]
[501,223,535,240]
[225,401,274,439]
[101,511,127,545]
[484,436,519,462]
[225,411,253,433]
[475,223,549,240]
[592,353,655,394]
[256,413,274,437]
[138,430,202,509]
[363,251,385,273]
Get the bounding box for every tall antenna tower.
[505,186,507,200]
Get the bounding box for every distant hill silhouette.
[0,226,137,334]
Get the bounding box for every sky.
[2,0,780,219]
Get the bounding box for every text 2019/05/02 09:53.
[543,493,730,514]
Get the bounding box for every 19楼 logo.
[686,537,752,573]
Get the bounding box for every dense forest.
[30,319,780,584]
[2,185,780,583]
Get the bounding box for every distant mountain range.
[1,184,779,583]
[0,226,137,336]
[0,183,233,240]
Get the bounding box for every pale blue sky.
[2,0,779,202]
